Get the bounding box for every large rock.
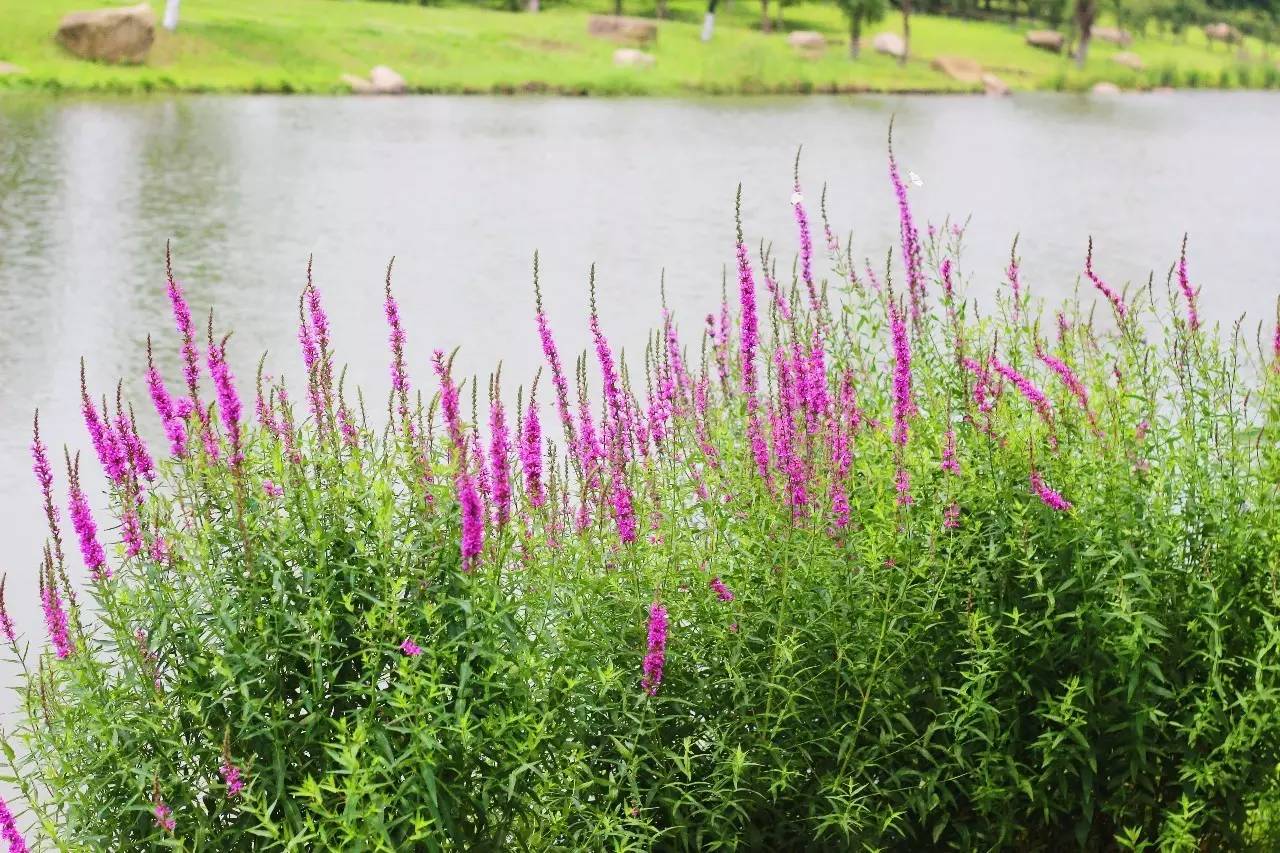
[341,65,407,94]
[872,32,905,59]
[1025,30,1064,53]
[613,48,655,67]
[931,55,983,83]
[587,15,657,45]
[1111,51,1143,71]
[1092,25,1132,46]
[786,31,826,56]
[1203,22,1241,44]
[981,72,1010,96]
[56,3,154,64]
[0,62,25,76]
[1091,81,1121,94]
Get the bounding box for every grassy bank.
[0,0,1277,95]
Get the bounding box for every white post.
[701,12,715,41]
[528,0,540,11]
[162,0,181,31]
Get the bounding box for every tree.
[1074,0,1097,66]
[836,0,888,57]
[162,0,180,31]
[761,0,772,31]
[900,0,912,64]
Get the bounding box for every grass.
[0,0,1277,96]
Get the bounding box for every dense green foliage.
[5,151,1280,849]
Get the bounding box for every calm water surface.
[1,91,1279,666]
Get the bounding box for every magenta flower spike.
[220,761,246,798]
[533,260,578,454]
[80,372,127,486]
[146,340,189,458]
[488,389,513,529]
[0,794,30,853]
[384,261,411,426]
[165,260,203,405]
[1036,346,1094,424]
[1084,239,1127,321]
[207,335,243,464]
[990,358,1053,427]
[709,577,735,602]
[41,567,72,660]
[153,797,175,833]
[262,480,283,498]
[459,473,484,571]
[1030,470,1072,512]
[641,602,669,696]
[0,577,16,644]
[401,637,423,656]
[31,413,65,567]
[1177,236,1200,332]
[940,429,960,474]
[791,182,819,315]
[609,465,637,544]
[68,462,110,579]
[1006,241,1023,322]
[521,380,546,509]
[888,297,912,450]
[888,137,924,321]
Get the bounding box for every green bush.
[5,145,1280,850]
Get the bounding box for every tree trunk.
[162,0,180,31]
[900,0,911,65]
[773,2,782,32]
[1074,0,1096,67]
[614,0,623,16]
[701,0,717,41]
[761,0,771,32]
[656,0,668,17]
[850,16,862,58]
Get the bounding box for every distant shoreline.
[2,0,1277,98]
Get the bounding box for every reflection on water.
[1,91,1278,667]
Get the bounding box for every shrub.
[4,140,1280,850]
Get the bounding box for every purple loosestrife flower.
[41,566,72,659]
[337,404,358,447]
[0,576,16,644]
[990,358,1053,427]
[68,462,109,580]
[432,351,467,458]
[1037,346,1095,426]
[220,761,245,798]
[1030,471,1072,512]
[889,298,912,449]
[384,262,411,426]
[153,798,175,833]
[459,474,484,571]
[208,336,243,463]
[888,140,924,321]
[940,429,960,474]
[298,297,324,424]
[0,794,29,853]
[791,185,819,315]
[401,637,423,656]
[488,388,513,529]
[1085,239,1127,320]
[709,577,735,602]
[589,279,627,452]
[81,371,127,486]
[146,340,189,457]
[165,263,203,404]
[609,465,638,544]
[1177,236,1200,332]
[641,603,668,696]
[1006,241,1023,322]
[534,264,578,455]
[31,413,65,567]
[943,502,960,529]
[521,381,546,508]
[262,480,283,498]
[306,279,334,402]
[122,411,157,482]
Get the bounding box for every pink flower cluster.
[642,603,668,696]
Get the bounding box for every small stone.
[369,65,407,94]
[786,31,825,56]
[872,32,906,59]
[613,48,655,68]
[1025,30,1065,53]
[981,72,1010,96]
[931,55,983,84]
[1091,81,1122,95]
[1092,26,1132,47]
[0,61,25,75]
[1111,51,1144,71]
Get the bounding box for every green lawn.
[0,0,1276,94]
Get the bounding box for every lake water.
[1,91,1279,661]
